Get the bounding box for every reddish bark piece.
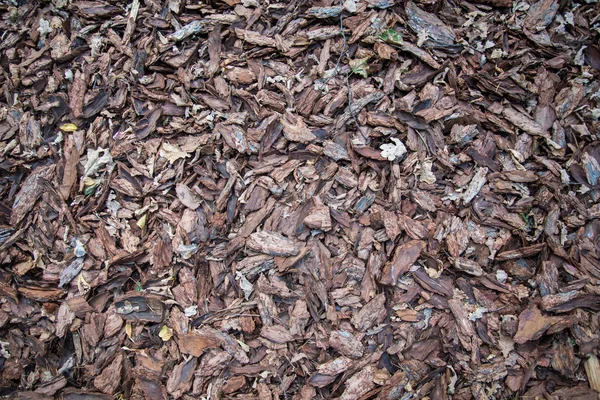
[513,306,557,344]
[177,333,218,357]
[380,240,425,286]
[93,353,124,395]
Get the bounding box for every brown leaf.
[135,107,162,139]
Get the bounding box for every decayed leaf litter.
[0,0,600,398]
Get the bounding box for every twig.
[335,0,367,137]
[334,0,347,73]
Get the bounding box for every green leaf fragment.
[379,28,403,45]
[83,183,100,196]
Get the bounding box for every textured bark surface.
[1,0,600,398]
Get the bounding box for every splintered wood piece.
[585,354,600,393]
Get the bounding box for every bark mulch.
[1,0,600,398]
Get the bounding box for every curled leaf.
[136,214,147,229]
[59,123,78,132]
[159,325,173,342]
[159,142,190,164]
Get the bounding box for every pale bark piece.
[335,92,384,130]
[166,358,197,399]
[59,257,84,288]
[66,296,94,317]
[246,231,299,256]
[523,0,559,30]
[69,69,86,118]
[289,300,310,336]
[114,296,164,323]
[55,302,75,338]
[502,108,547,136]
[551,340,578,379]
[448,298,477,351]
[60,133,80,200]
[399,41,441,69]
[194,326,250,364]
[351,293,386,331]
[280,112,316,143]
[176,183,201,209]
[463,167,488,204]
[340,364,376,400]
[260,325,295,343]
[34,376,67,396]
[546,294,600,313]
[405,1,456,48]
[380,240,425,286]
[323,140,350,161]
[103,309,123,338]
[169,20,207,42]
[451,257,484,276]
[316,356,354,375]
[329,330,364,358]
[413,269,453,297]
[18,286,65,302]
[257,382,273,400]
[10,165,55,226]
[222,376,246,394]
[235,28,277,47]
[496,243,546,261]
[215,122,251,153]
[137,379,168,400]
[466,362,508,383]
[584,354,600,393]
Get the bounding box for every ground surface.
[1,0,600,399]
